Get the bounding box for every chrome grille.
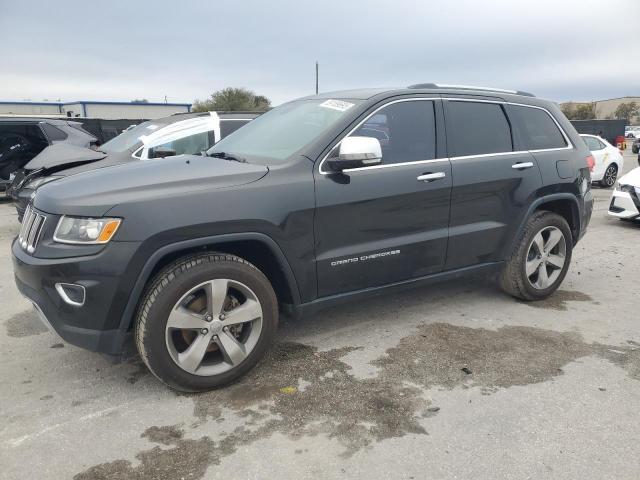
[18,205,46,254]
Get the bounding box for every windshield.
[207,99,360,163]
[100,120,161,153]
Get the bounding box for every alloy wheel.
[525,226,567,290]
[603,165,617,187]
[165,279,263,376]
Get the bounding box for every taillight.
[585,155,595,172]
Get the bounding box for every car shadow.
[280,275,502,341]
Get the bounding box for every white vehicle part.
[582,135,623,182]
[618,167,640,187]
[608,189,639,218]
[138,112,221,160]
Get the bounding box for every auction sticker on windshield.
[319,99,355,112]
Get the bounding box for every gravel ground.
[0,150,638,480]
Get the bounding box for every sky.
[1,0,639,106]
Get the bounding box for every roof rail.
[407,83,535,97]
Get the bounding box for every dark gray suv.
[12,84,594,391]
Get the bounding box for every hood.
[24,143,106,170]
[34,154,269,217]
[618,166,640,187]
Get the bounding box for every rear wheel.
[500,211,572,301]
[599,164,618,188]
[135,253,278,392]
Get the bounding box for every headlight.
[53,216,121,245]
[25,176,58,190]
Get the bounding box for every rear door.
[314,98,451,297]
[443,98,542,270]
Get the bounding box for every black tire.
[499,211,572,301]
[599,164,618,188]
[135,252,278,392]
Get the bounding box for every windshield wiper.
[208,151,246,163]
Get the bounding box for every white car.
[580,134,624,188]
[608,167,640,220]
[625,126,640,139]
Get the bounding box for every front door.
[314,98,451,297]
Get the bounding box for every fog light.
[55,283,86,306]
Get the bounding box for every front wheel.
[599,164,618,188]
[135,253,278,392]
[499,211,573,301]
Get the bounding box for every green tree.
[192,88,271,112]
[613,101,639,122]
[562,102,596,120]
[561,102,577,119]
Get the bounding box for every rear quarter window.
[40,123,68,141]
[220,120,250,139]
[582,136,604,151]
[508,105,567,151]
[447,101,513,157]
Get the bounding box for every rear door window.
[447,101,513,157]
[351,100,436,165]
[508,105,567,150]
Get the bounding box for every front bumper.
[608,187,640,219]
[12,239,141,355]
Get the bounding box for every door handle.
[512,162,534,170]
[417,172,446,182]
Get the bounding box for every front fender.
[115,232,301,336]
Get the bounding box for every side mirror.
[150,146,177,159]
[326,136,382,171]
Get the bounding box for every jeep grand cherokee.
[12,84,594,391]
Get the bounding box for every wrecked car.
[0,117,96,193]
[8,112,258,220]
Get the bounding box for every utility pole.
[315,61,319,95]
